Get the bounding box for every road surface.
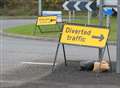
[0,19,35,31]
[0,19,118,88]
[0,36,117,87]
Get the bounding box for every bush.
[0,0,65,16]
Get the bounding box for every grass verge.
[5,16,117,41]
[5,23,61,38]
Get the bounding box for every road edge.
[0,31,58,42]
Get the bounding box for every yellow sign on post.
[60,24,109,48]
[36,16,57,25]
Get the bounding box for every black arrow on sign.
[92,34,104,41]
[50,19,56,22]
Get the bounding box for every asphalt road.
[0,19,35,31]
[0,19,118,88]
[0,36,117,88]
[1,36,117,72]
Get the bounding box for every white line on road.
[21,62,57,65]
[0,80,24,83]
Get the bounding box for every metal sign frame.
[52,23,112,71]
[42,11,63,23]
[33,16,62,34]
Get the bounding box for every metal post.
[38,0,42,16]
[98,0,103,60]
[72,11,75,21]
[88,11,91,25]
[62,44,67,66]
[70,0,75,21]
[106,15,110,28]
[68,11,72,22]
[117,0,120,73]
[88,0,91,24]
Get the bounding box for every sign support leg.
[35,24,60,33]
[62,44,67,66]
[33,25,38,35]
[106,43,112,71]
[52,43,60,71]
[33,25,42,35]
[98,43,112,72]
[38,26,43,33]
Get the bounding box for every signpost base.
[33,24,61,35]
[99,43,112,71]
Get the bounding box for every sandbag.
[80,60,110,72]
[93,60,110,72]
[80,60,94,71]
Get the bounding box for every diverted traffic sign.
[36,16,57,25]
[60,24,109,48]
[42,11,62,22]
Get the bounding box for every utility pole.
[117,0,120,73]
[98,0,103,60]
[38,0,42,16]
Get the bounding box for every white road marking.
[21,62,57,65]
[0,80,24,83]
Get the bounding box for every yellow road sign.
[36,16,57,25]
[60,24,109,48]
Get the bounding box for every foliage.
[0,0,65,16]
[43,0,65,10]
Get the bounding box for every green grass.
[74,16,117,41]
[5,16,117,41]
[5,23,62,38]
